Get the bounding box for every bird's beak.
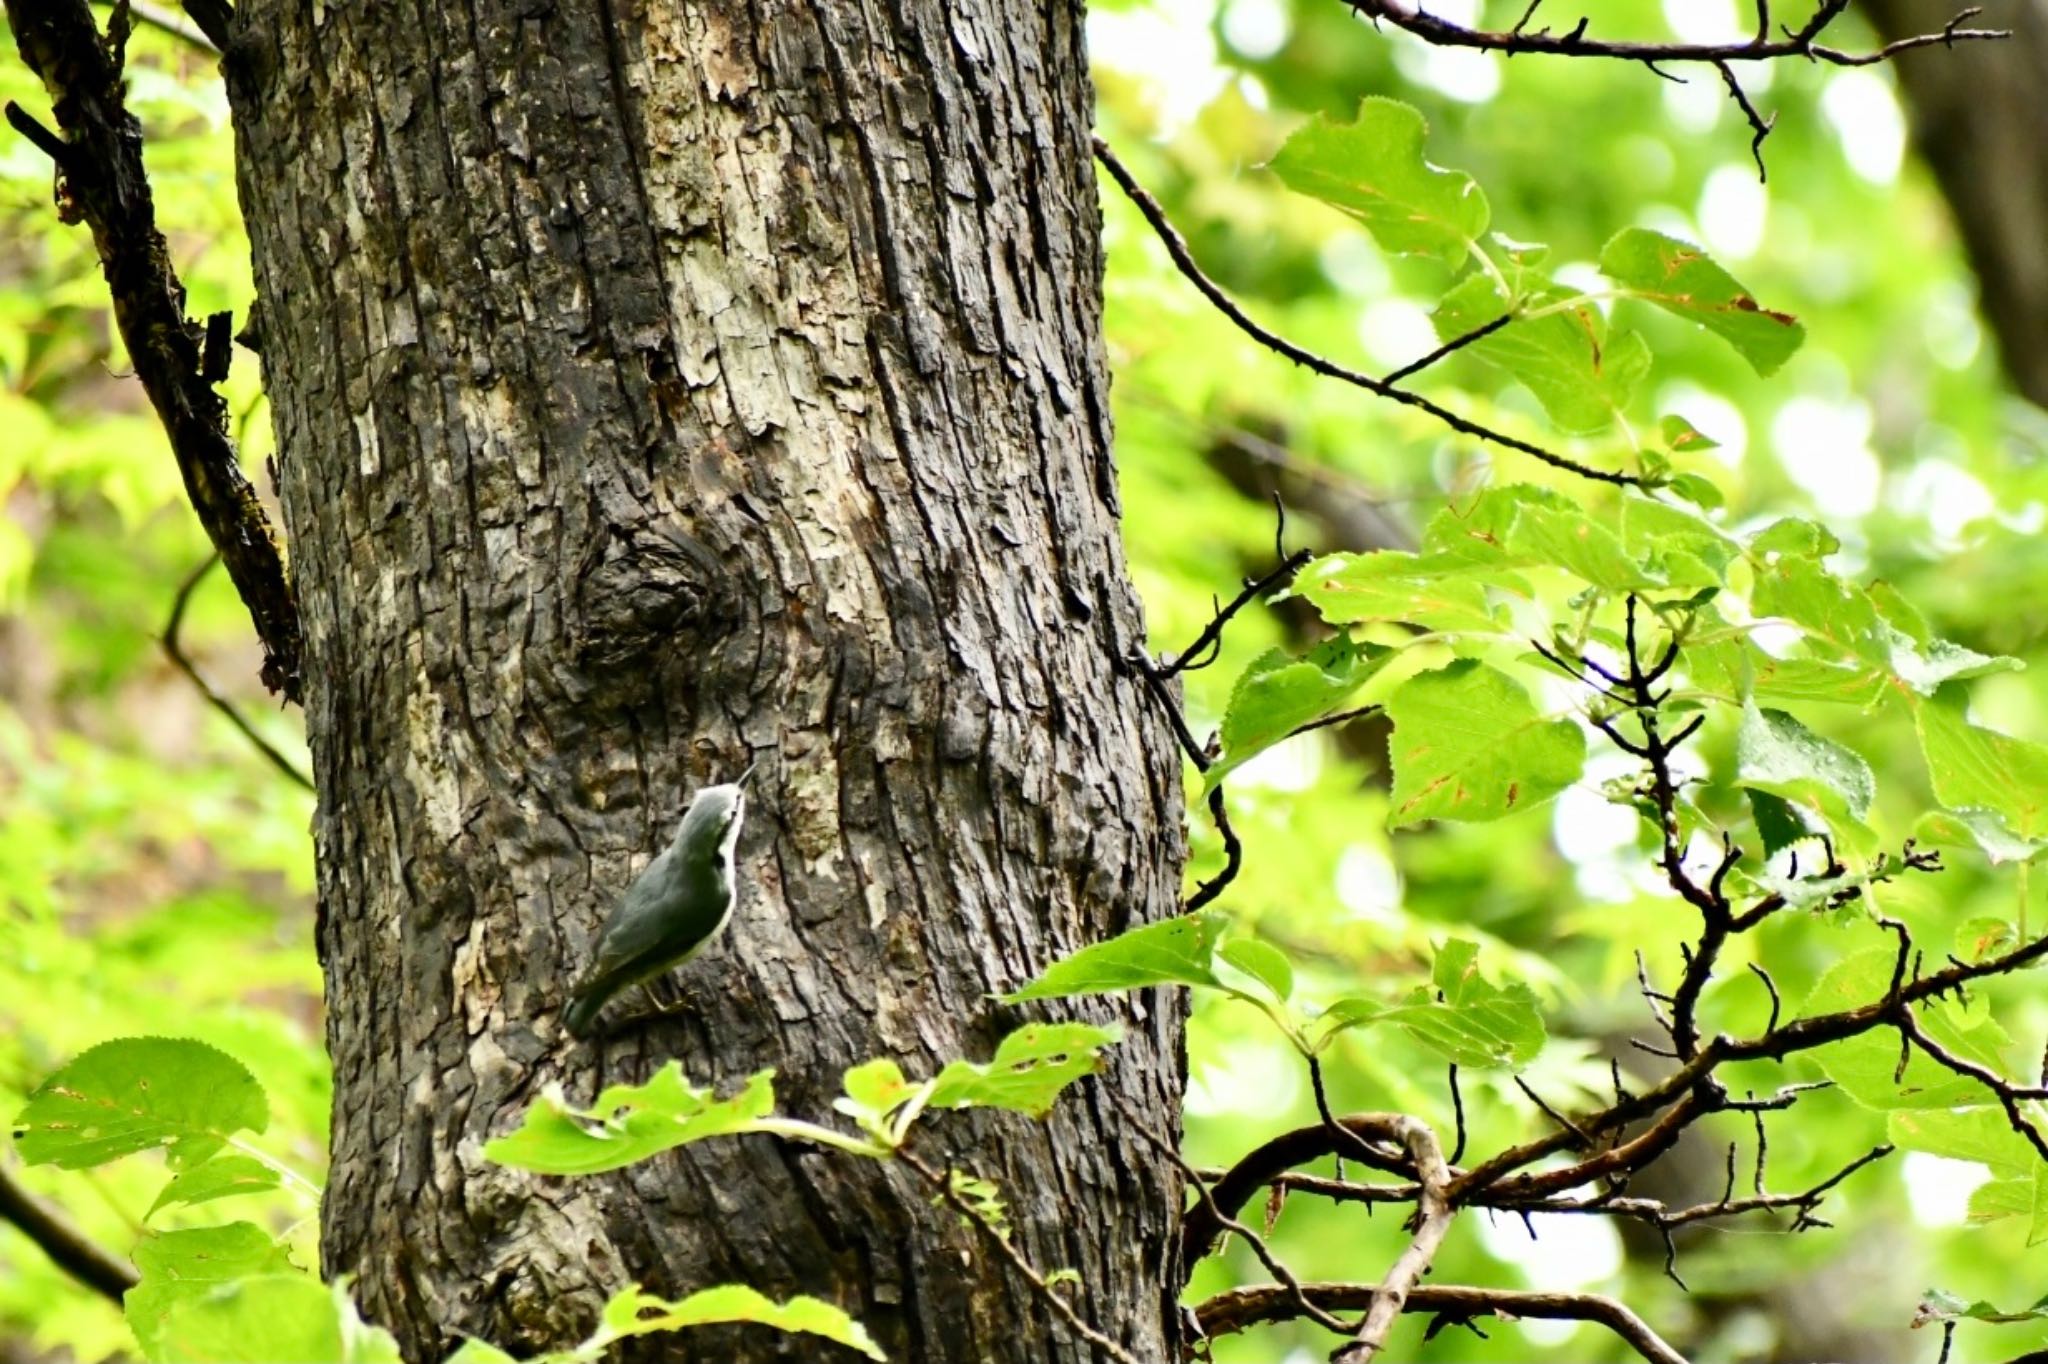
[735,760,757,787]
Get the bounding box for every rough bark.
[1861,0,2048,409]
[218,1,1186,1360]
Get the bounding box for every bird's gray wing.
[574,849,680,991]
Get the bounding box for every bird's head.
[674,763,753,864]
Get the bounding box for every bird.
[561,765,753,1039]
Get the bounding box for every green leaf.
[1385,660,1585,827]
[1315,940,1544,1069]
[1504,499,1656,591]
[1887,629,2021,696]
[1432,275,1649,434]
[1001,914,1226,1001]
[1219,938,1294,1002]
[1891,1108,2048,1243]
[145,1153,282,1221]
[593,1285,884,1361]
[1598,227,1804,375]
[1736,702,1876,823]
[126,1223,297,1361]
[13,1037,269,1171]
[833,1060,919,1144]
[1953,916,2021,965]
[1298,550,1504,635]
[1665,473,1724,510]
[1268,97,1489,267]
[1207,637,1390,791]
[927,1023,1122,1118]
[157,1277,400,1364]
[1747,789,1813,858]
[1915,692,2048,843]
[443,1342,519,1364]
[1803,951,2013,1109]
[1914,808,2048,866]
[1659,414,1721,453]
[1913,1288,2048,1328]
[482,1067,777,1176]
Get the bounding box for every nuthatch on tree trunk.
[561,765,753,1039]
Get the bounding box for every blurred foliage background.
[3,1,2045,1361]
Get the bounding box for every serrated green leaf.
[1002,913,1226,1001]
[1746,789,1813,858]
[1433,275,1649,434]
[156,1276,399,1364]
[1737,702,1876,822]
[1206,637,1390,791]
[1269,97,1488,267]
[1315,940,1544,1069]
[482,1067,777,1176]
[1914,808,2048,866]
[1915,692,2048,842]
[126,1223,297,1361]
[1804,951,2012,1109]
[1887,628,2021,696]
[594,1285,884,1361]
[1298,551,1504,635]
[13,1037,269,1171]
[927,1022,1122,1118]
[1599,227,1804,375]
[145,1153,281,1221]
[1385,660,1584,827]
[1219,938,1294,1002]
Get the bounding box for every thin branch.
[1091,136,1641,488]
[1160,550,1312,679]
[1340,0,2004,68]
[1194,1282,1686,1364]
[898,1149,1144,1364]
[1381,312,1511,385]
[110,0,219,53]
[0,1161,138,1303]
[164,553,315,791]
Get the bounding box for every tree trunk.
[1861,0,2048,409]
[218,2,1186,1359]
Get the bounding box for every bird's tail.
[562,990,605,1039]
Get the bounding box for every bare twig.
[164,553,314,791]
[1091,136,1642,488]
[1341,0,2004,68]
[0,1161,138,1303]
[898,1149,1144,1364]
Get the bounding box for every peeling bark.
[220,1,1185,1359]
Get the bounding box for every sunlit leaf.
[1269,97,1489,267]
[482,1067,777,1176]
[1804,952,2012,1109]
[1599,227,1804,374]
[1315,940,1544,1069]
[1206,637,1391,791]
[145,1153,282,1221]
[1385,661,1584,827]
[928,1023,1122,1118]
[126,1223,297,1361]
[13,1037,269,1171]
[594,1284,884,1361]
[1001,914,1226,1001]
[1433,274,1649,434]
